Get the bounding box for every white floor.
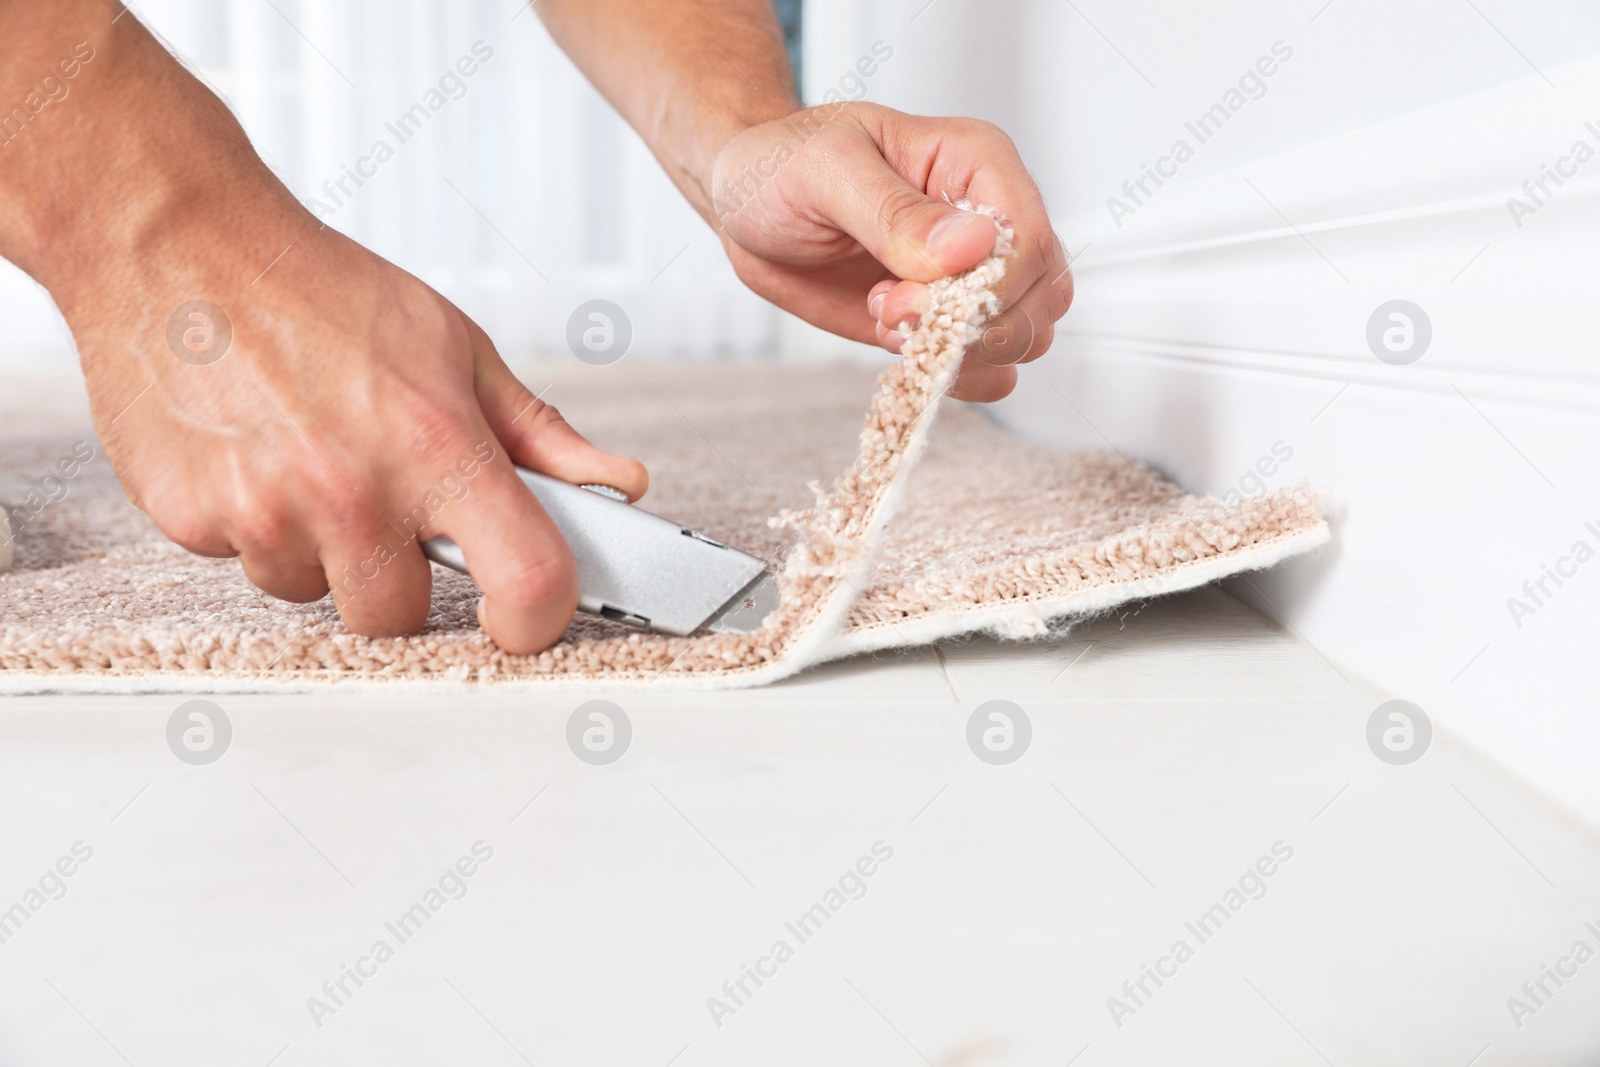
[0,587,1596,1067]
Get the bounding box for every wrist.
[0,5,311,321]
[675,91,799,224]
[60,165,306,291]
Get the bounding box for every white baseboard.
[998,56,1600,827]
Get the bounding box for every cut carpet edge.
[0,521,1329,696]
[733,375,955,687]
[813,519,1331,663]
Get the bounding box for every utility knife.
[422,467,778,636]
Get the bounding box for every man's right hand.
[1,3,644,653]
[79,219,646,653]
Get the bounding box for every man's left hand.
[710,102,1072,402]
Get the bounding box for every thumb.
[814,131,998,282]
[467,321,649,501]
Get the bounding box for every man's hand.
[0,2,645,653]
[711,103,1072,402]
[535,0,1070,402]
[75,220,646,653]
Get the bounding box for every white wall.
[964,2,1600,825]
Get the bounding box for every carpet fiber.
[0,223,1326,690]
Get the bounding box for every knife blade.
[421,467,778,637]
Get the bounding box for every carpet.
[0,220,1327,691]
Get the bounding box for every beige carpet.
[0,225,1326,691]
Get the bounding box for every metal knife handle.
[421,466,766,637]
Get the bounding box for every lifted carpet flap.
[0,206,1327,691]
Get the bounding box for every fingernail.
[898,315,921,334]
[928,212,978,251]
[869,293,886,320]
[885,330,904,352]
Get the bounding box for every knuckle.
[958,117,1014,150]
[1043,277,1073,322]
[1053,264,1076,318]
[503,380,539,419]
[399,392,471,460]
[879,183,932,236]
[234,501,295,550]
[157,510,229,557]
[297,451,352,499]
[319,483,380,541]
[410,410,460,457]
[523,400,568,433]
[1021,322,1056,363]
[981,308,1036,363]
[1027,227,1059,271]
[227,477,298,546]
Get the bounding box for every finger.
[973,275,1067,367]
[320,520,434,638]
[876,233,1070,331]
[239,549,330,604]
[954,125,1067,310]
[871,277,1052,365]
[164,529,237,559]
[984,222,1067,315]
[809,129,997,282]
[867,277,897,325]
[429,442,579,656]
[974,307,1048,368]
[994,231,1074,341]
[469,328,649,502]
[867,278,901,352]
[947,361,1018,403]
[228,497,331,603]
[142,490,236,559]
[875,241,1070,363]
[875,320,904,354]
[873,278,929,342]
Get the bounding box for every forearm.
[0,0,303,318]
[536,0,798,222]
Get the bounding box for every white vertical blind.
[103,0,783,361]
